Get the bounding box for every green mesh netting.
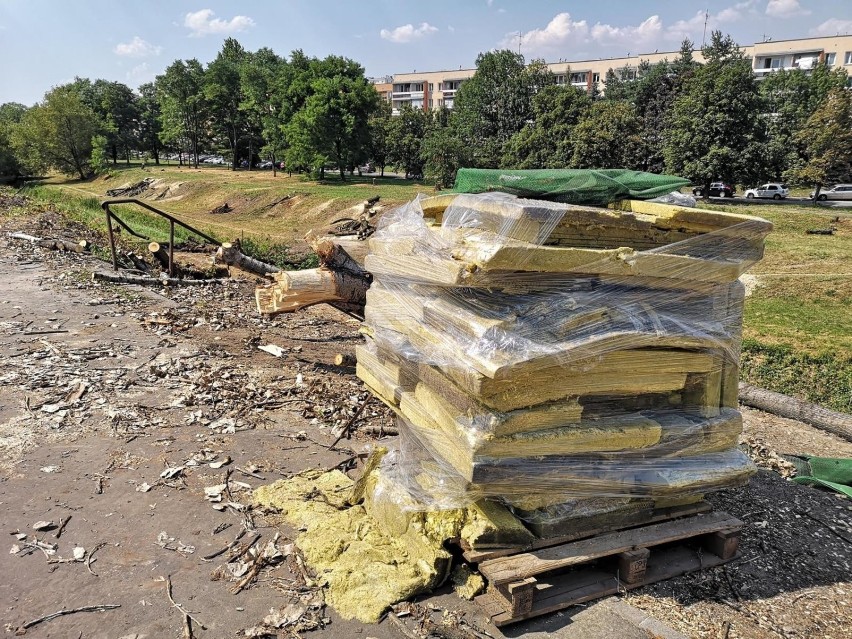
[453,168,691,205]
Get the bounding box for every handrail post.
[169,221,175,277]
[103,204,118,271]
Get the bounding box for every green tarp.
[453,168,691,206]
[786,456,852,498]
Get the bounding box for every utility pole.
[702,9,709,47]
[518,31,522,55]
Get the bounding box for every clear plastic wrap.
[357,192,770,522]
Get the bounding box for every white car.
[811,184,852,201]
[744,183,789,200]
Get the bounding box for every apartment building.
[387,34,852,112]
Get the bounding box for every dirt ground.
[1,209,850,639]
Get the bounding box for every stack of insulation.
[356,193,771,537]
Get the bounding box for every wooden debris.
[92,271,227,286]
[22,604,120,629]
[215,241,280,276]
[165,575,206,638]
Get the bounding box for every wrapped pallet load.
[356,186,771,539]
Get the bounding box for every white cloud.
[809,17,852,36]
[114,36,162,58]
[126,63,156,86]
[498,8,506,14]
[183,9,255,37]
[591,15,663,47]
[504,13,589,51]
[380,22,438,43]
[448,25,455,33]
[766,0,811,18]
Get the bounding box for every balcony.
[391,91,424,100]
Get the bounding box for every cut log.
[306,231,370,267]
[92,271,226,286]
[255,241,371,316]
[334,353,356,367]
[147,242,172,270]
[215,241,280,276]
[739,383,852,441]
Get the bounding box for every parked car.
[810,184,852,201]
[744,183,789,199]
[692,182,735,197]
[257,160,273,169]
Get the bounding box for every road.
[700,194,852,208]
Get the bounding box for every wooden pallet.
[473,510,742,627]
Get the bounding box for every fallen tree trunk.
[739,382,852,441]
[92,271,226,287]
[215,242,280,276]
[255,241,371,316]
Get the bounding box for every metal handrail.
[101,199,219,276]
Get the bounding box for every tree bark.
[214,242,281,276]
[739,383,852,442]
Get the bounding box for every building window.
[825,52,836,65]
[592,73,600,83]
[845,52,852,65]
[555,74,566,85]
[428,83,433,92]
[570,72,588,83]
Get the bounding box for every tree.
[156,59,207,168]
[571,101,644,169]
[240,47,289,175]
[760,64,848,180]
[502,84,591,168]
[206,38,249,169]
[422,124,471,189]
[789,88,852,201]
[367,99,392,176]
[11,85,101,179]
[137,82,162,165]
[387,104,429,178]
[284,55,378,180]
[0,102,28,176]
[664,32,765,197]
[452,50,555,167]
[72,78,140,165]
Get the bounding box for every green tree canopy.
[452,50,556,167]
[11,85,102,179]
[789,88,852,199]
[571,101,644,169]
[387,104,430,178]
[502,84,592,169]
[0,102,28,176]
[284,55,378,179]
[156,59,208,167]
[663,32,765,195]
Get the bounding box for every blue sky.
[1,0,850,105]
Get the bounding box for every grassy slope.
[25,174,852,411]
[45,164,431,245]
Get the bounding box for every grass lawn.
[697,201,851,411]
